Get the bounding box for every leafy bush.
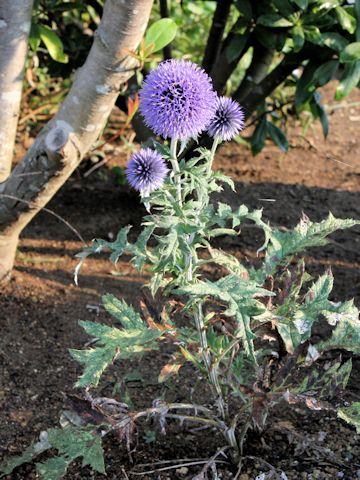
[2,58,360,479]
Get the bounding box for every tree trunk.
[0,0,154,282]
[0,0,33,182]
[202,0,232,73]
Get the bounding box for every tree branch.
[202,0,232,73]
[233,40,275,104]
[159,0,172,60]
[210,18,252,92]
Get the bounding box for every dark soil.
[1,82,360,479]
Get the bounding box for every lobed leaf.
[338,403,360,433]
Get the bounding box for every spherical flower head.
[139,59,217,140]
[126,148,168,195]
[207,96,245,141]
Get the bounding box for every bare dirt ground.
[1,83,360,479]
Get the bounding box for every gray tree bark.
[0,0,154,281]
[0,0,33,182]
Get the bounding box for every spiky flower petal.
[126,148,168,195]
[139,59,217,140]
[207,97,245,141]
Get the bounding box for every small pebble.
[342,451,353,461]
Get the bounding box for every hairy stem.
[207,136,220,176]
[170,138,182,206]
[194,303,226,419]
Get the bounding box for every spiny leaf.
[70,298,166,387]
[0,432,50,476]
[36,457,69,480]
[207,248,249,277]
[102,294,144,329]
[317,301,360,353]
[338,403,360,433]
[264,213,360,276]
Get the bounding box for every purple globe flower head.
[126,148,168,195]
[207,96,245,142]
[139,59,217,140]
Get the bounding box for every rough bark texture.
[0,0,33,182]
[0,0,154,281]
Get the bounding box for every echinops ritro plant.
[2,60,360,480]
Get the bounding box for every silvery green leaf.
[36,457,69,480]
[317,303,360,354]
[0,431,51,476]
[70,297,167,387]
[102,294,144,329]
[264,213,360,277]
[338,402,360,433]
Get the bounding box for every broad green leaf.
[338,403,360,433]
[256,27,287,50]
[29,22,41,51]
[311,92,329,138]
[292,24,305,51]
[257,14,293,28]
[267,122,289,152]
[295,59,318,106]
[335,60,360,100]
[251,117,268,155]
[226,34,248,63]
[234,0,252,19]
[291,0,308,9]
[312,60,338,87]
[304,26,323,45]
[356,0,360,40]
[340,42,360,63]
[38,25,68,63]
[272,0,294,17]
[144,18,177,53]
[335,6,356,34]
[321,32,348,51]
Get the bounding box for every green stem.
[170,138,182,206]
[207,136,220,176]
[194,301,226,419]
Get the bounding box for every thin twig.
[0,194,86,243]
[130,459,228,475]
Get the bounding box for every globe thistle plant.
[10,59,360,480]
[139,59,217,141]
[207,96,245,142]
[126,148,168,196]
